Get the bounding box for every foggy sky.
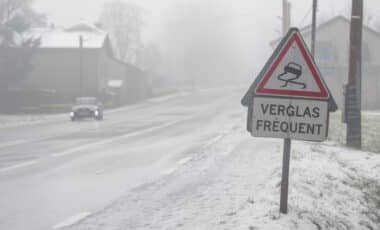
[35,0,380,34]
[33,0,380,84]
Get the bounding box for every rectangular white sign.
[250,97,328,141]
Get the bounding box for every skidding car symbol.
[277,62,307,89]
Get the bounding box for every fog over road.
[0,88,243,230]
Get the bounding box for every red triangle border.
[255,31,329,99]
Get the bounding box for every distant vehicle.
[70,97,103,121]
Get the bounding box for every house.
[271,16,380,110]
[3,23,151,110]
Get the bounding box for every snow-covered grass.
[242,141,380,230]
[329,111,380,153]
[68,112,380,230]
[0,113,67,129]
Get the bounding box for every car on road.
[70,97,103,121]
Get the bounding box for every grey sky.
[34,1,380,25]
[34,0,380,45]
[33,0,380,79]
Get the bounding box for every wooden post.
[346,0,363,149]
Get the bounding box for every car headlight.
[70,112,75,117]
[94,110,99,116]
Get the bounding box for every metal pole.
[311,0,318,56]
[346,0,363,149]
[79,35,84,96]
[280,138,291,214]
[280,0,291,215]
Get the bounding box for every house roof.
[270,15,380,47]
[23,22,150,76]
[26,23,108,49]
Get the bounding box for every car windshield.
[75,97,97,105]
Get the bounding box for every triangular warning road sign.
[255,28,329,99]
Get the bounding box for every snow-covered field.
[67,109,380,230]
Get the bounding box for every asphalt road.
[0,88,242,230]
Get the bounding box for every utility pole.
[311,0,317,56]
[79,35,84,97]
[280,0,291,215]
[345,0,363,149]
[282,0,291,35]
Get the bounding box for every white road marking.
[161,167,178,175]
[0,160,39,173]
[51,116,192,158]
[178,157,193,165]
[0,113,198,174]
[52,212,91,229]
[0,132,75,150]
[161,157,193,176]
[95,169,106,175]
[0,140,32,149]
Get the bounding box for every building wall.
[17,46,136,106]
[99,48,152,105]
[2,44,154,110]
[99,48,127,104]
[20,48,102,101]
[302,19,380,109]
[125,65,151,104]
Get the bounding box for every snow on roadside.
[0,113,67,129]
[67,125,380,230]
[0,92,190,129]
[230,141,380,230]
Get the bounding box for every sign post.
[280,138,291,213]
[241,28,337,214]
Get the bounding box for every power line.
[298,6,313,27]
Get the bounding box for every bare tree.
[137,43,162,73]
[99,0,144,64]
[0,0,44,90]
